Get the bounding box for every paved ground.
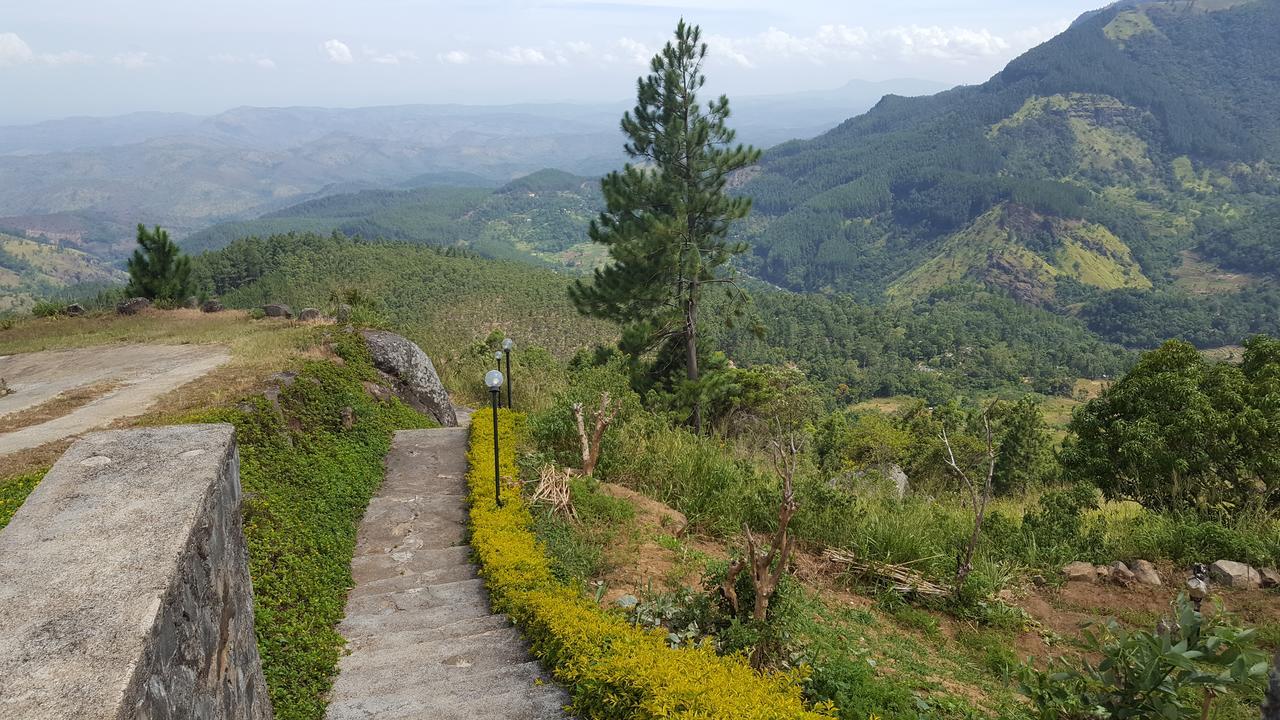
[325,420,570,720]
[0,344,230,457]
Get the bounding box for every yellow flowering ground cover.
[466,408,837,720]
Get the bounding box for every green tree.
[1062,338,1279,513]
[126,224,193,301]
[569,20,760,433]
[992,396,1055,495]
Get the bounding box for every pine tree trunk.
[685,282,701,434]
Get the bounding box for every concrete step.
[327,662,567,720]
[347,564,478,600]
[351,544,472,586]
[338,614,514,656]
[336,625,532,677]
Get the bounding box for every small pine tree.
[126,224,192,301]
[570,20,760,433]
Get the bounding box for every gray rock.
[1095,564,1112,581]
[888,464,909,498]
[298,307,322,322]
[335,303,353,323]
[1209,560,1262,589]
[116,297,151,315]
[1130,559,1162,586]
[0,425,271,719]
[1259,567,1279,589]
[1062,561,1095,582]
[1110,561,1136,585]
[263,303,292,319]
[64,303,85,317]
[200,299,224,313]
[614,595,640,610]
[360,330,458,426]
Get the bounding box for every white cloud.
[566,41,593,55]
[0,32,35,66]
[323,39,353,64]
[367,49,419,65]
[437,50,471,65]
[111,51,157,69]
[489,46,552,66]
[0,32,92,67]
[616,38,652,65]
[705,23,1039,68]
[210,53,277,70]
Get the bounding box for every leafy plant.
[1019,594,1270,720]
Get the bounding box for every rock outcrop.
[360,330,457,427]
[1130,559,1162,586]
[263,303,292,319]
[298,307,322,322]
[0,425,271,719]
[1209,559,1262,589]
[117,297,151,315]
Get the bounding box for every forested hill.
[742,0,1280,338]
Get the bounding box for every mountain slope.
[743,0,1280,313]
[0,233,126,312]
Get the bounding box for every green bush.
[0,469,47,530]
[31,299,68,317]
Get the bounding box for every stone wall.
[0,424,272,719]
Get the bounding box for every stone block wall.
[0,424,272,719]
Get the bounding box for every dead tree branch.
[572,392,619,476]
[940,403,997,587]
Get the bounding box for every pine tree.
[570,20,760,433]
[126,224,193,301]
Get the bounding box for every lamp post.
[502,337,514,410]
[485,369,504,507]
[493,351,504,407]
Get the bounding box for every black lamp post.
[493,351,504,407]
[485,369,504,507]
[502,337,514,410]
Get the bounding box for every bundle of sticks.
[822,548,951,598]
[530,464,577,521]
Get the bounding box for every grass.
[0,381,121,433]
[0,469,45,530]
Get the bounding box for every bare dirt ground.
[0,344,231,457]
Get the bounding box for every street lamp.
[502,337,514,410]
[485,369,505,507]
[493,351,504,407]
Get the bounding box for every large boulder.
[1209,560,1262,589]
[360,330,457,427]
[263,303,292,319]
[1259,567,1279,589]
[201,299,224,313]
[65,303,85,317]
[297,307,322,322]
[1062,561,1096,582]
[1130,559,1162,586]
[117,297,151,315]
[1109,561,1136,586]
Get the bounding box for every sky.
[0,0,1105,125]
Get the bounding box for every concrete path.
[0,344,231,456]
[325,420,570,720]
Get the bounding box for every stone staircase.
[325,422,569,719]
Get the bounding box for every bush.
[31,299,68,317]
[467,408,837,719]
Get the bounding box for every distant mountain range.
[0,78,945,260]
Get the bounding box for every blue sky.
[1,0,1104,123]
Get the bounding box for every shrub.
[31,299,68,317]
[467,408,837,719]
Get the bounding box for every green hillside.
[183,169,606,271]
[0,233,126,312]
[741,0,1280,346]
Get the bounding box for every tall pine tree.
[126,224,193,301]
[570,20,759,433]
